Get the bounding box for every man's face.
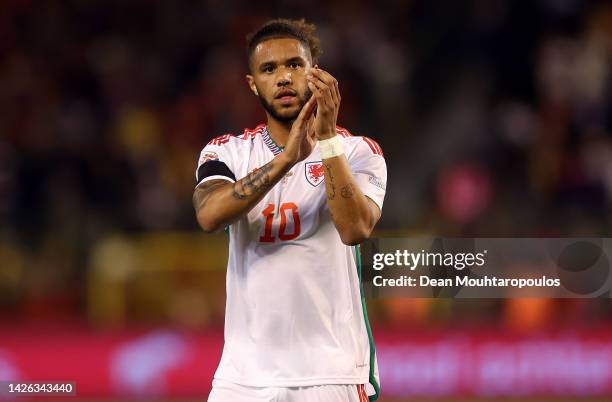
[247,38,313,123]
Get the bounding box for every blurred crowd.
[1,0,612,327]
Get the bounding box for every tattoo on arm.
[231,185,247,200]
[328,184,336,200]
[193,180,228,211]
[324,162,336,200]
[340,184,354,198]
[232,164,274,200]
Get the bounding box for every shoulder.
[202,124,266,153]
[198,124,265,168]
[335,125,384,157]
[206,124,265,147]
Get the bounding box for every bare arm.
[308,67,381,245]
[193,94,317,233]
[193,156,291,233]
[322,155,381,245]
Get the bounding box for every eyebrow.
[258,56,307,69]
[285,57,305,64]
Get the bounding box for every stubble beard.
[258,88,313,123]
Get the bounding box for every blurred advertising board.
[0,326,611,399]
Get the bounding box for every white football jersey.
[195,124,386,399]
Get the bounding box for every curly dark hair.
[246,18,322,70]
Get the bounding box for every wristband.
[319,135,344,159]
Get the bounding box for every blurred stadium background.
[1,0,612,400]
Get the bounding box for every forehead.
[251,38,311,65]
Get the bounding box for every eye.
[289,62,301,69]
[262,65,275,73]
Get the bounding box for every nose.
[276,67,292,86]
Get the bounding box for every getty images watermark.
[360,238,612,298]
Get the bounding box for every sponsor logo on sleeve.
[199,152,219,165]
[368,175,386,190]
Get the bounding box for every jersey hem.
[212,374,370,388]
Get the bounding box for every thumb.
[294,95,316,128]
[307,117,316,140]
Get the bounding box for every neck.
[265,114,293,147]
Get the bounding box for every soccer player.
[193,19,386,402]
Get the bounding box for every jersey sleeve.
[349,137,387,211]
[195,135,237,188]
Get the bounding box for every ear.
[245,74,258,96]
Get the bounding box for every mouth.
[275,89,297,103]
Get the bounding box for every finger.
[314,67,340,105]
[303,94,317,117]
[307,77,322,102]
[309,70,333,100]
[295,94,316,127]
[307,116,316,140]
[298,96,317,122]
[307,80,325,110]
[307,77,333,109]
[301,116,315,142]
[332,77,340,105]
[311,68,339,105]
[311,67,336,85]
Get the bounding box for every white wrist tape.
[319,135,344,159]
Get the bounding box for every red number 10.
[259,202,301,242]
